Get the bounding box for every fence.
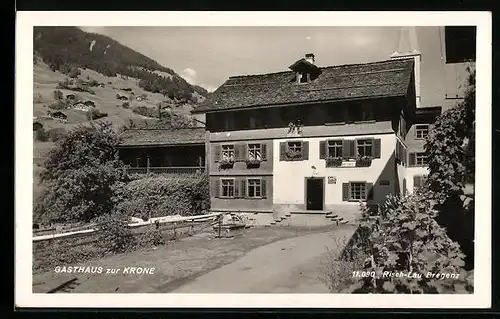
[126,166,205,175]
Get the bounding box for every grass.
[32,225,335,293]
[317,231,367,293]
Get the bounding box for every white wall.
[273,133,397,208]
[406,166,429,193]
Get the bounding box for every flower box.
[286,150,302,161]
[326,157,343,167]
[219,158,235,169]
[245,159,262,168]
[355,156,373,167]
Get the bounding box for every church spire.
[391,26,422,107]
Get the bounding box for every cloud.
[181,67,197,84]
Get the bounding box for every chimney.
[390,27,421,108]
[305,53,315,64]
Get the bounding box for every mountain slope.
[34,26,207,101]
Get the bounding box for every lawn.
[32,225,336,293]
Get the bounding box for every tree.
[53,90,63,100]
[36,122,128,223]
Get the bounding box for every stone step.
[325,213,339,219]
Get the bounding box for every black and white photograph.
[15,11,491,308]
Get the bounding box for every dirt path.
[172,226,356,293]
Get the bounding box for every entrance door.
[306,178,324,210]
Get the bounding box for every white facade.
[273,133,397,214]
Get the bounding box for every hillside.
[34,26,209,100]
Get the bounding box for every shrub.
[68,66,81,78]
[346,194,472,294]
[132,106,157,118]
[48,100,68,110]
[114,174,209,221]
[34,92,44,103]
[136,226,165,248]
[318,234,368,293]
[87,108,108,120]
[122,102,130,108]
[46,127,67,142]
[95,212,135,254]
[53,90,63,100]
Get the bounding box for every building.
[192,49,423,223]
[72,101,94,112]
[117,128,206,175]
[441,26,476,110]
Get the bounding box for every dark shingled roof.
[193,58,415,113]
[118,128,206,147]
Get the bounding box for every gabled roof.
[192,58,415,113]
[117,128,206,147]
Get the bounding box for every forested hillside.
[34,26,209,101]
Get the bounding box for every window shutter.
[373,138,381,158]
[261,179,267,198]
[261,143,267,161]
[234,144,241,161]
[240,179,247,198]
[342,140,352,159]
[342,183,349,201]
[366,182,374,200]
[409,153,416,166]
[213,179,221,198]
[402,178,407,195]
[395,141,400,160]
[234,179,240,198]
[213,144,221,162]
[413,175,421,188]
[279,142,287,161]
[351,140,357,157]
[319,141,327,159]
[302,141,309,160]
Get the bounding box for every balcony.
[126,166,206,175]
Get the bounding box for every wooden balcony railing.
[126,166,206,175]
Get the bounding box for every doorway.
[306,177,324,210]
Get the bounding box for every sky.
[80,26,448,107]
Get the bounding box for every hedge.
[114,174,210,220]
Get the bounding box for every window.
[248,144,262,161]
[415,152,427,166]
[298,72,310,84]
[221,179,235,198]
[413,175,428,191]
[247,179,262,198]
[287,141,302,154]
[221,144,235,161]
[415,124,429,139]
[360,103,375,121]
[357,139,373,157]
[350,182,367,201]
[327,140,343,158]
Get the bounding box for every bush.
[34,127,49,142]
[346,194,472,294]
[95,212,135,254]
[87,108,108,120]
[34,92,44,103]
[122,102,130,108]
[136,226,165,248]
[132,106,157,118]
[46,127,67,142]
[114,174,209,221]
[48,100,68,110]
[318,234,368,293]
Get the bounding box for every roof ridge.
[228,58,414,79]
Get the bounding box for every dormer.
[289,53,321,84]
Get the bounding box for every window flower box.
[326,157,343,167]
[355,156,373,167]
[286,150,302,161]
[245,159,262,168]
[219,158,235,169]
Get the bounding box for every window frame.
[349,182,367,201]
[415,124,429,139]
[287,141,302,154]
[415,152,428,166]
[246,178,263,199]
[247,143,262,161]
[221,144,235,161]
[356,139,373,158]
[220,178,235,198]
[327,140,343,158]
